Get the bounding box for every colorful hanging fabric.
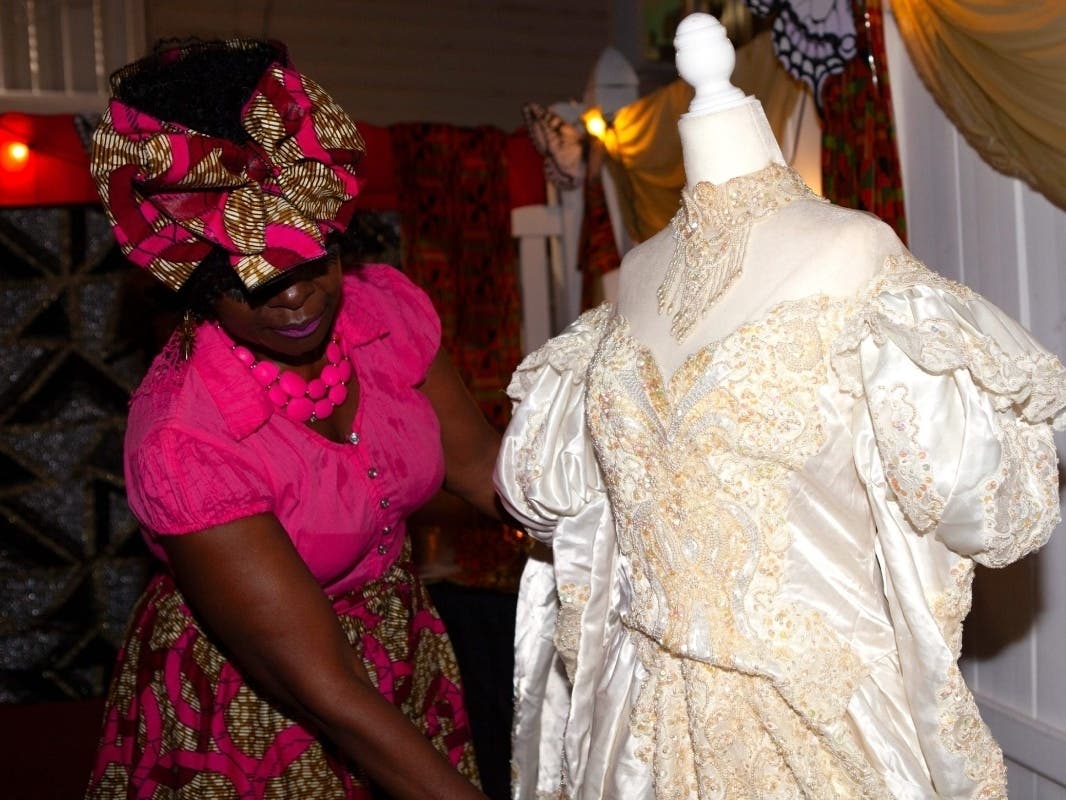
[748,0,907,241]
[818,0,906,241]
[746,0,857,107]
[390,123,527,591]
[579,142,621,310]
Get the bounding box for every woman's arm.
[419,348,505,520]
[161,514,486,800]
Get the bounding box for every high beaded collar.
[658,162,821,342]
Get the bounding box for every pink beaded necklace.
[225,329,352,423]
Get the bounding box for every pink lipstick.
[274,315,323,338]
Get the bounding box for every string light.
[1,140,30,170]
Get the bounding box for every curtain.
[891,0,1066,212]
[390,123,527,591]
[600,79,693,243]
[819,0,908,240]
[579,141,621,309]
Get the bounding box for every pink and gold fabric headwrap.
[91,41,365,291]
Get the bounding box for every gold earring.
[178,309,197,360]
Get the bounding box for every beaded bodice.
[586,293,871,724]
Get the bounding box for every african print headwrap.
[90,41,365,291]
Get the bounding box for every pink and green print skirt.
[85,549,478,798]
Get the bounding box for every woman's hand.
[162,514,486,800]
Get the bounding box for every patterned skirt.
[85,547,479,798]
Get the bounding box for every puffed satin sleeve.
[495,304,615,800]
[834,255,1066,797]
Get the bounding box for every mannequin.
[497,11,1064,800]
[618,13,901,377]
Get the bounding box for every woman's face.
[214,250,343,365]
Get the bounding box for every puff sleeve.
[350,264,442,386]
[495,304,618,800]
[833,254,1065,797]
[836,255,1065,568]
[127,425,273,536]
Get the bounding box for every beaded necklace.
[224,328,351,423]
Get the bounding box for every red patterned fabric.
[580,144,621,311]
[86,550,477,798]
[818,0,908,242]
[91,40,366,291]
[390,123,527,591]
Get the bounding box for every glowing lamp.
[582,108,608,141]
[1,140,30,170]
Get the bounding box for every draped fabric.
[817,0,907,241]
[600,31,803,244]
[579,142,620,311]
[390,123,527,591]
[600,79,693,244]
[891,0,1066,212]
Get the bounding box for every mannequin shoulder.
[759,200,905,297]
[618,226,674,273]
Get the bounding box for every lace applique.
[868,383,946,532]
[926,559,974,659]
[658,163,822,341]
[588,302,833,655]
[832,254,966,395]
[589,297,879,795]
[937,664,1008,797]
[833,251,1063,564]
[833,254,1066,429]
[132,332,192,401]
[506,303,612,404]
[514,405,550,517]
[508,304,612,518]
[554,581,590,682]
[978,414,1059,568]
[628,632,889,798]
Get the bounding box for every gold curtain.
[891,0,1066,211]
[602,30,803,243]
[601,79,693,243]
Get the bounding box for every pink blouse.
[124,264,444,595]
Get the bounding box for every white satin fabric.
[495,254,1065,800]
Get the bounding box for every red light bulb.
[1,141,30,170]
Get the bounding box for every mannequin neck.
[679,97,785,188]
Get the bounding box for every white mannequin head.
[674,13,746,118]
[673,12,784,185]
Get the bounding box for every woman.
[86,39,495,799]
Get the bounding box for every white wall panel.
[884,20,962,281]
[1039,777,1066,800]
[956,140,1022,317]
[144,0,611,130]
[1008,757,1037,799]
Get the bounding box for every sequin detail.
[587,297,882,797]
[657,163,822,341]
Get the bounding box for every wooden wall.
[144,0,612,130]
[885,9,1066,796]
